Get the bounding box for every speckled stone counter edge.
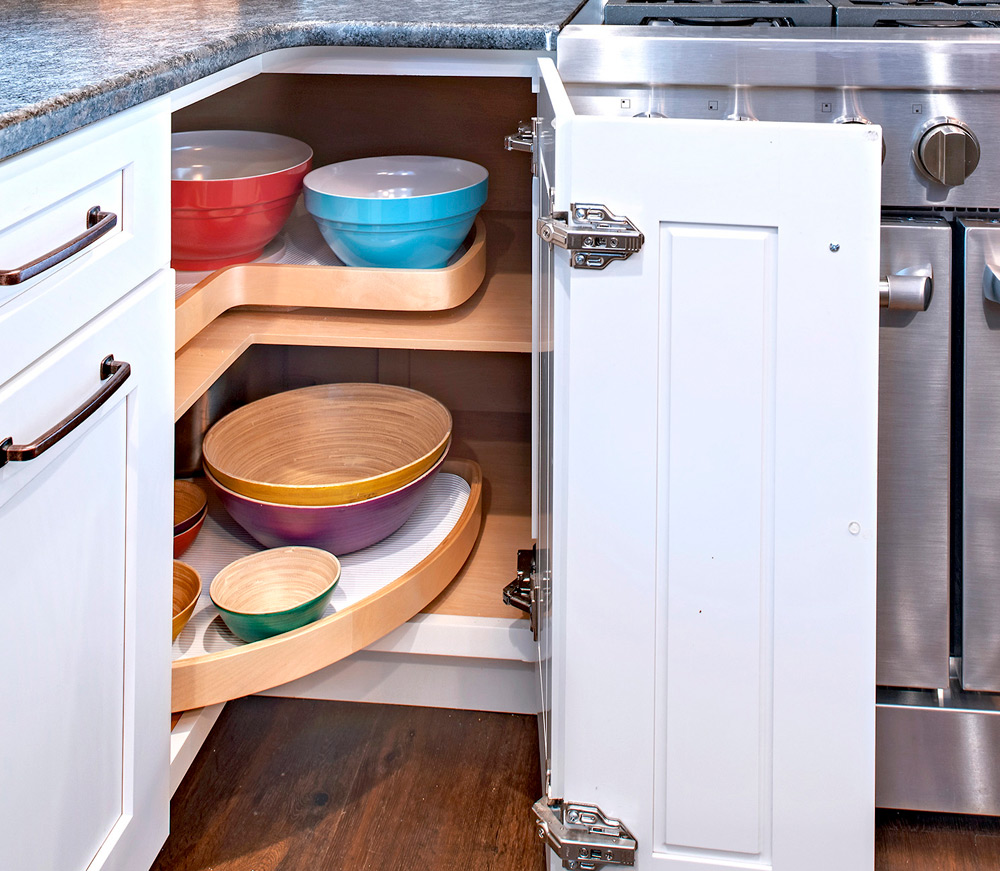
[0,21,558,162]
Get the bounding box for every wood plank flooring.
[878,809,1000,871]
[156,696,1000,871]
[153,697,545,871]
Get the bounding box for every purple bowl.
[204,447,448,555]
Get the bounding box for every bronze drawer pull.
[0,206,118,286]
[0,355,131,468]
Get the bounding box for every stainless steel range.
[555,24,1000,815]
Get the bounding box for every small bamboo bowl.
[174,480,208,533]
[172,561,202,641]
[202,383,452,507]
[174,480,208,558]
[210,547,342,643]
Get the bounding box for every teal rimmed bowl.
[303,156,488,269]
[209,547,341,643]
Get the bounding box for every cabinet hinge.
[504,117,541,176]
[502,545,538,640]
[534,798,637,870]
[537,204,644,270]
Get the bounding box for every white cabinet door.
[536,59,881,871]
[0,271,173,871]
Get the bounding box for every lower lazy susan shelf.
[171,458,482,712]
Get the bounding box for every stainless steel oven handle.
[879,273,932,312]
[983,263,1000,305]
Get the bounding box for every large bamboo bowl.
[204,444,448,555]
[202,383,452,507]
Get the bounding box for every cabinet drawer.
[0,98,170,387]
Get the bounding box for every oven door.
[960,219,1000,693]
[535,57,882,871]
[875,217,951,692]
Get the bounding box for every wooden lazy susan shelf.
[172,459,482,712]
[175,213,488,351]
[174,210,531,421]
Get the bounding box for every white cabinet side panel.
[658,225,777,856]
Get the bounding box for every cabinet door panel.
[0,271,173,871]
[1,404,127,871]
[537,58,881,871]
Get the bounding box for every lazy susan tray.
[171,458,482,712]
[174,211,487,351]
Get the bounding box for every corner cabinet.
[163,45,885,871]
[165,45,883,871]
[0,102,173,871]
[166,51,547,725]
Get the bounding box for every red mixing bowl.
[171,130,313,271]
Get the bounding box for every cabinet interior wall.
[172,72,535,216]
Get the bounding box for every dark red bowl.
[204,448,448,555]
[173,507,207,558]
[171,130,313,271]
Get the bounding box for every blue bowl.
[303,156,488,269]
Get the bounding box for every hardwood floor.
[878,809,1000,871]
[153,697,546,871]
[156,696,1000,871]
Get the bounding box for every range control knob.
[835,116,886,164]
[915,118,981,186]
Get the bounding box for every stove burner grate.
[833,0,1000,24]
[602,0,835,24]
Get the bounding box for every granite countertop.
[0,0,582,161]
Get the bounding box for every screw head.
[584,236,594,247]
[574,254,586,265]
[829,243,841,252]
[567,809,580,822]
[575,207,586,219]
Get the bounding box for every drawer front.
[0,98,170,387]
[0,271,173,871]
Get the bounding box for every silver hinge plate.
[505,117,541,176]
[502,545,538,640]
[534,799,637,870]
[537,204,644,270]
